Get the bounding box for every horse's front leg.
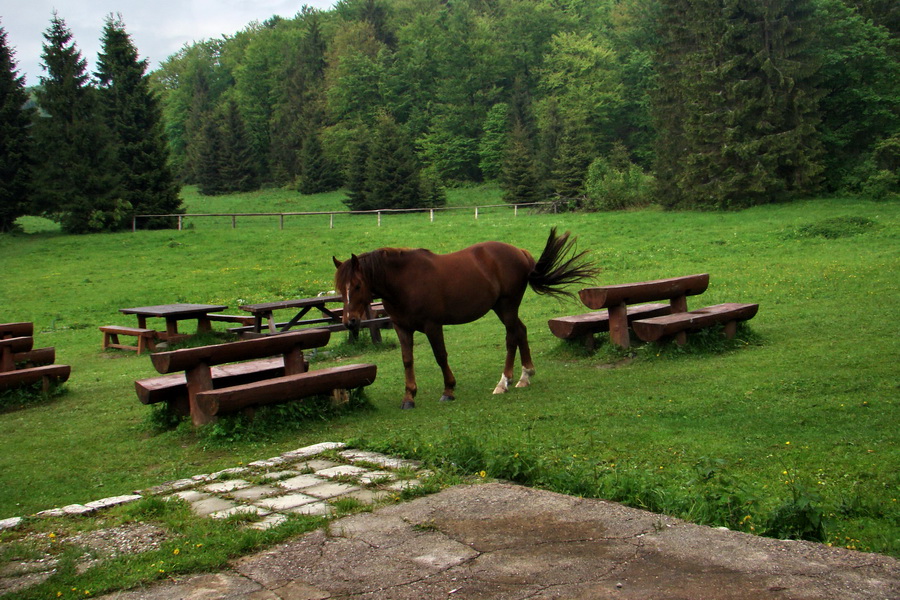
[425,325,456,402]
[395,326,417,409]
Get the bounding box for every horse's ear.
[351,254,360,268]
[332,256,343,268]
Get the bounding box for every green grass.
[1,185,898,568]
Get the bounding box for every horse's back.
[390,241,533,326]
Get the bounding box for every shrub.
[584,145,654,210]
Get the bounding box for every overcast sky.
[2,0,336,87]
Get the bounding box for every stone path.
[0,442,430,597]
[0,442,424,535]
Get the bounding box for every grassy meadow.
[1,185,898,564]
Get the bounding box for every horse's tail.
[528,227,600,299]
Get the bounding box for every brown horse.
[333,228,598,409]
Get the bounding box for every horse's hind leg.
[493,305,535,394]
[395,326,418,409]
[425,325,456,402]
[515,324,536,388]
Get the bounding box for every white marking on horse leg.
[515,367,536,388]
[493,374,510,395]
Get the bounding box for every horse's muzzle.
[347,317,361,332]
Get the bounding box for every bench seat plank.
[548,303,671,340]
[13,347,55,368]
[0,364,71,391]
[196,363,377,417]
[0,322,33,338]
[579,274,710,309]
[207,314,256,326]
[151,329,330,374]
[632,303,759,343]
[135,356,287,405]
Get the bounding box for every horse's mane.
[337,247,420,295]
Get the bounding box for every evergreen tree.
[344,134,372,210]
[196,117,224,195]
[96,13,182,229]
[653,0,823,208]
[31,12,124,233]
[0,23,34,232]
[478,103,510,181]
[500,120,540,204]
[297,127,340,194]
[550,124,593,206]
[216,100,259,194]
[365,112,422,209]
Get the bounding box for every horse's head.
[333,254,372,332]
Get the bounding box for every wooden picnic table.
[238,295,391,342]
[240,295,344,334]
[119,303,228,341]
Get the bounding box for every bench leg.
[583,334,596,352]
[723,320,737,339]
[608,303,630,348]
[675,331,687,346]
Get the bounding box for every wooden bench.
[0,364,71,393]
[207,314,256,326]
[631,303,759,344]
[100,325,159,355]
[0,326,70,393]
[142,328,377,426]
[0,322,33,339]
[548,303,671,350]
[553,274,758,348]
[0,336,33,372]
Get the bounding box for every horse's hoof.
[439,394,455,402]
[515,380,530,388]
[401,401,416,410]
[492,385,508,395]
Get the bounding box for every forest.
[1,0,899,233]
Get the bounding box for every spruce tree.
[96,13,182,228]
[196,117,223,195]
[344,135,372,210]
[31,12,123,233]
[0,23,34,232]
[365,113,422,209]
[550,125,593,207]
[217,100,258,193]
[500,121,540,204]
[653,0,823,208]
[297,127,340,194]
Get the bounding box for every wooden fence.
[132,202,557,232]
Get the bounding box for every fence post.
[178,215,183,231]
[430,209,434,223]
[378,211,382,227]
[280,214,284,229]
[132,216,137,233]
[475,207,479,220]
[330,213,334,229]
[232,215,237,228]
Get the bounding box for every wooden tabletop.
[120,304,229,317]
[240,296,342,314]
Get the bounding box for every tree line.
[2,0,898,233]
[1,13,181,233]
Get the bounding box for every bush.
[584,145,654,210]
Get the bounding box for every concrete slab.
[255,493,318,511]
[85,483,900,600]
[302,482,360,500]
[230,485,281,502]
[278,474,325,491]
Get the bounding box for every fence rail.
[132,202,557,232]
